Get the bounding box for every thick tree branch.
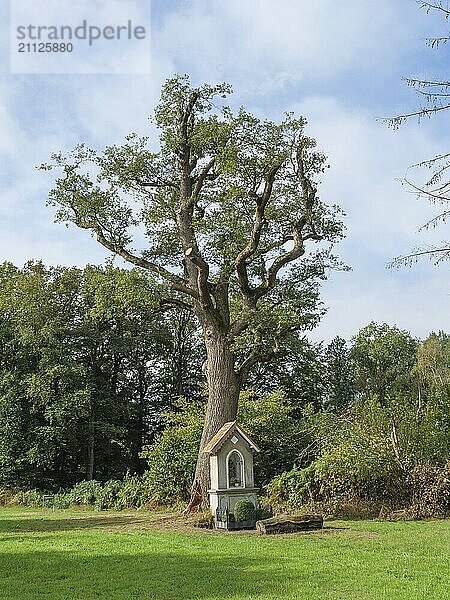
[253,144,318,301]
[191,158,216,201]
[88,220,197,298]
[234,165,283,304]
[238,340,281,384]
[213,279,231,328]
[159,298,194,312]
[173,101,224,326]
[184,245,212,306]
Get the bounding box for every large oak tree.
[43,76,345,498]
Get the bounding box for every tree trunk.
[191,330,240,505]
[86,408,95,480]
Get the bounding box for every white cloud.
[0,105,21,155]
[155,0,426,92]
[72,66,169,144]
[293,96,446,256]
[311,264,450,343]
[295,97,450,341]
[0,0,170,264]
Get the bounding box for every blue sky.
[1,0,449,342]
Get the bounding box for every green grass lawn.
[0,508,448,600]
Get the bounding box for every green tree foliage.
[267,389,450,516]
[140,399,204,504]
[350,322,418,402]
[247,338,325,412]
[0,262,203,489]
[238,390,309,484]
[414,332,450,460]
[416,332,450,396]
[266,324,450,517]
[322,336,355,411]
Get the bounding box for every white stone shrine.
[202,421,260,516]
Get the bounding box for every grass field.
[0,508,448,599]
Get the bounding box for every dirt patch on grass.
[0,508,382,539]
[105,515,381,540]
[106,513,223,534]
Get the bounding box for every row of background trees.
[1,260,448,510]
[0,261,203,489]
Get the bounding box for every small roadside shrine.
[202,421,260,529]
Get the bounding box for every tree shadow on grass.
[0,548,298,600]
[0,514,149,533]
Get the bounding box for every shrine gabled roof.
[202,421,260,454]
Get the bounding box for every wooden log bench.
[256,514,323,534]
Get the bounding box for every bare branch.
[389,245,450,267]
[420,210,450,230]
[404,178,450,204]
[426,36,450,48]
[404,78,450,88]
[418,1,450,17]
[416,89,450,99]
[413,151,450,168]
[384,103,450,127]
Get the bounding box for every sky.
[0,0,449,343]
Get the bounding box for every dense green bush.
[94,479,123,510]
[141,399,204,504]
[266,393,450,517]
[233,499,256,522]
[56,475,152,510]
[312,438,404,503]
[10,489,43,507]
[53,492,71,509]
[0,476,153,511]
[68,480,103,505]
[265,465,317,511]
[238,390,308,485]
[115,473,152,509]
[266,449,405,514]
[408,461,450,518]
